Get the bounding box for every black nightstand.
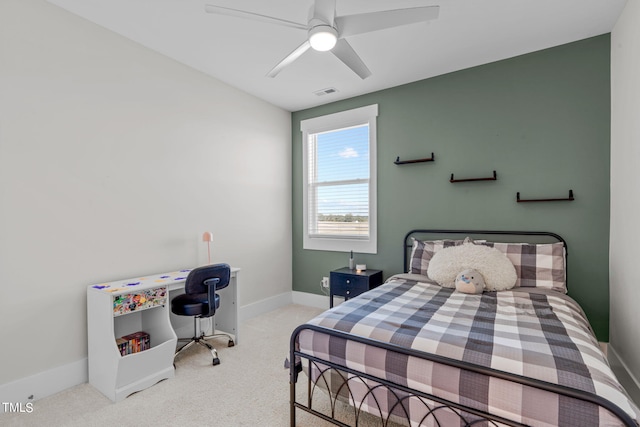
[329,267,383,308]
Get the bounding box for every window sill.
[303,236,377,254]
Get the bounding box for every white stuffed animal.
[455,269,485,294]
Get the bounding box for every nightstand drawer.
[330,274,369,296]
[329,267,383,308]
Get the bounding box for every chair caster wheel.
[213,357,220,366]
[228,340,235,347]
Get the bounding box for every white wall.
[610,0,640,386]
[0,0,291,387]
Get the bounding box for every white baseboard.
[0,291,311,408]
[0,358,87,411]
[238,291,293,323]
[599,341,608,357]
[292,290,329,308]
[292,290,343,309]
[608,345,640,405]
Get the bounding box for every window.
[301,104,378,253]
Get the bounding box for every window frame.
[301,104,378,254]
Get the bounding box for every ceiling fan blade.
[205,4,307,31]
[335,6,439,38]
[311,0,336,25]
[331,39,371,79]
[266,40,312,78]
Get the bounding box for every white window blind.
[301,104,377,253]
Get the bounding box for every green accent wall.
[292,35,611,340]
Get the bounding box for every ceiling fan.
[204,0,439,79]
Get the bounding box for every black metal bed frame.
[289,229,636,427]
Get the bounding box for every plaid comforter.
[296,275,639,426]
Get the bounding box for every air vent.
[313,87,339,96]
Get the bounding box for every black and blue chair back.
[172,264,231,318]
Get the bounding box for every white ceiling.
[47,0,627,112]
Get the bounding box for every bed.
[289,229,640,426]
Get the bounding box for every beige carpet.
[1,304,398,427]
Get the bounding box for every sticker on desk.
[113,287,167,316]
[91,269,193,294]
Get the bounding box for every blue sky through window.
[315,124,369,217]
[316,124,369,182]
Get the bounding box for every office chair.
[171,263,234,366]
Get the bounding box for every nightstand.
[329,267,383,308]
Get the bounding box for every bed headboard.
[403,229,568,287]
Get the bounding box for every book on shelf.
[116,338,128,356]
[116,331,150,355]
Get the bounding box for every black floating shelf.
[450,170,497,183]
[517,190,574,203]
[394,153,435,165]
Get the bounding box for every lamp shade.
[202,231,214,242]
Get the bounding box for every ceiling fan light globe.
[308,25,338,51]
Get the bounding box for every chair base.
[174,316,234,366]
[174,332,234,366]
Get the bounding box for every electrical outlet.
[321,277,329,288]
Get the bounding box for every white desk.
[87,267,240,402]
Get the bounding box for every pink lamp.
[202,231,214,264]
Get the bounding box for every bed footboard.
[290,324,636,427]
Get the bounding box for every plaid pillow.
[409,238,463,275]
[482,242,566,293]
